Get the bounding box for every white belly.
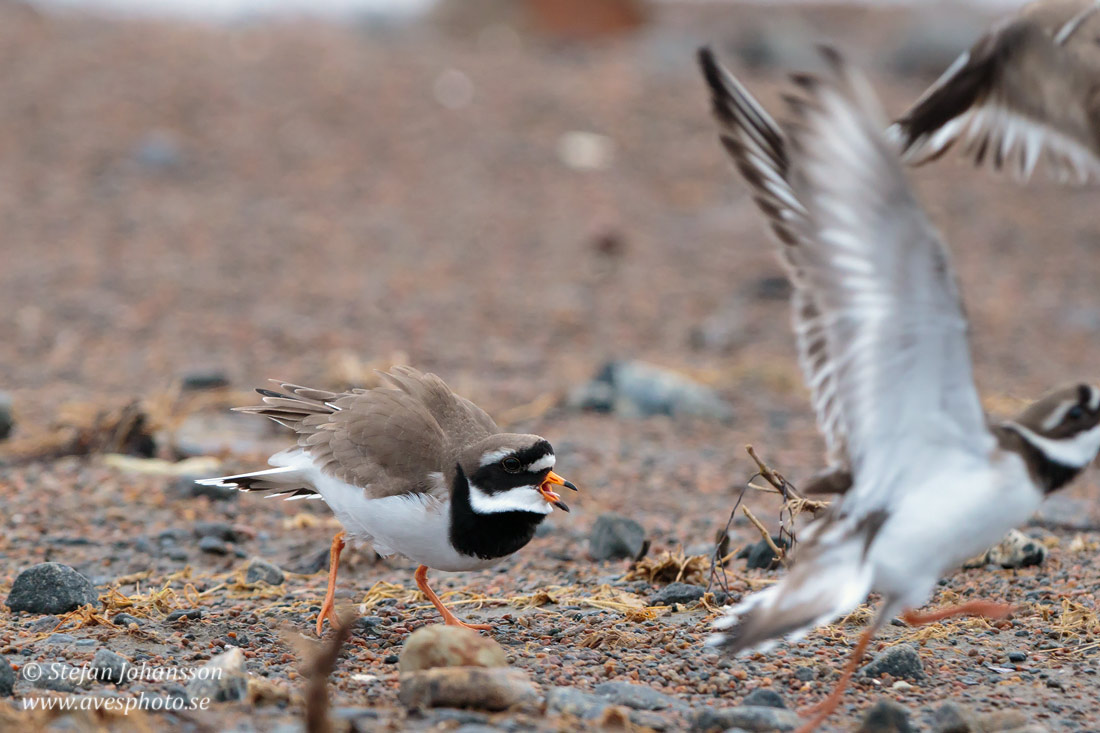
[309,468,498,572]
[868,450,1040,609]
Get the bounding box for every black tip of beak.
[563,480,579,492]
[554,500,571,512]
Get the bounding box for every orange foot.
[794,627,874,733]
[315,531,346,637]
[414,564,492,631]
[902,599,1015,627]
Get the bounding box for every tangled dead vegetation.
[625,548,709,586]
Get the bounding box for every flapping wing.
[700,47,992,507]
[379,366,499,448]
[698,49,850,472]
[890,1,1100,183]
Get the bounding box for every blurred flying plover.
[891,0,1100,182]
[200,366,576,636]
[698,47,1100,732]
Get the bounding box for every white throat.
[466,481,553,515]
[1008,422,1100,468]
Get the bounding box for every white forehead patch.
[478,449,513,468]
[525,454,555,473]
[467,481,553,515]
[1010,422,1100,469]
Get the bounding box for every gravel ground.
[2,3,1100,732]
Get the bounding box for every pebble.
[0,656,13,696]
[588,513,647,561]
[741,688,785,709]
[565,360,734,420]
[91,648,129,684]
[398,625,507,672]
[166,608,203,623]
[891,680,912,692]
[861,644,925,682]
[740,536,789,570]
[29,663,86,692]
[186,647,248,702]
[546,686,611,719]
[111,612,141,627]
[5,563,98,615]
[0,392,12,441]
[594,680,685,711]
[198,536,230,555]
[245,558,285,586]
[193,521,246,543]
[650,582,705,607]
[180,371,230,391]
[398,667,538,711]
[691,705,802,732]
[1007,650,1027,663]
[857,699,912,733]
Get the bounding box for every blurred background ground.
[1,1,1100,731]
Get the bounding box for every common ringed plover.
[698,47,1100,732]
[891,0,1100,182]
[200,366,577,635]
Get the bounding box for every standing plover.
[200,366,576,635]
[698,47,1100,731]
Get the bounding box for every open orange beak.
[539,471,578,512]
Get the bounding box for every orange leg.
[902,600,1015,626]
[414,565,492,631]
[795,627,874,733]
[315,531,346,637]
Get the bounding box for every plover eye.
[1066,406,1085,421]
[501,457,522,473]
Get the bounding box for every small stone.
[398,667,538,711]
[932,702,978,733]
[742,688,785,709]
[193,521,246,543]
[589,513,647,561]
[186,647,248,703]
[891,680,912,692]
[198,536,229,555]
[594,681,685,711]
[30,664,83,692]
[0,392,12,441]
[112,613,142,627]
[244,558,285,586]
[861,644,925,682]
[857,699,913,733]
[690,706,802,732]
[546,686,611,718]
[742,536,789,570]
[566,361,734,420]
[650,582,705,606]
[180,371,230,391]
[398,625,508,672]
[0,657,13,697]
[6,563,98,615]
[91,649,129,684]
[166,608,202,623]
[793,667,814,682]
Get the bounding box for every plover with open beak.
[698,47,1100,732]
[199,366,577,636]
[890,0,1100,182]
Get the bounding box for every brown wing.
[236,379,450,499]
[891,0,1100,182]
[379,366,499,449]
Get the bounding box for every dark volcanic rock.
[740,536,789,570]
[566,360,734,420]
[546,686,611,719]
[245,558,285,586]
[0,392,12,441]
[193,521,246,543]
[932,702,978,733]
[691,705,801,732]
[589,513,646,560]
[112,613,142,627]
[650,582,705,606]
[594,680,684,711]
[0,657,13,696]
[91,648,129,684]
[857,699,912,733]
[198,536,229,555]
[180,371,230,390]
[6,563,98,615]
[741,688,786,709]
[861,644,925,682]
[166,608,202,623]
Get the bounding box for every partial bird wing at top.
[700,47,991,509]
[379,366,500,448]
[890,0,1100,183]
[698,51,851,474]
